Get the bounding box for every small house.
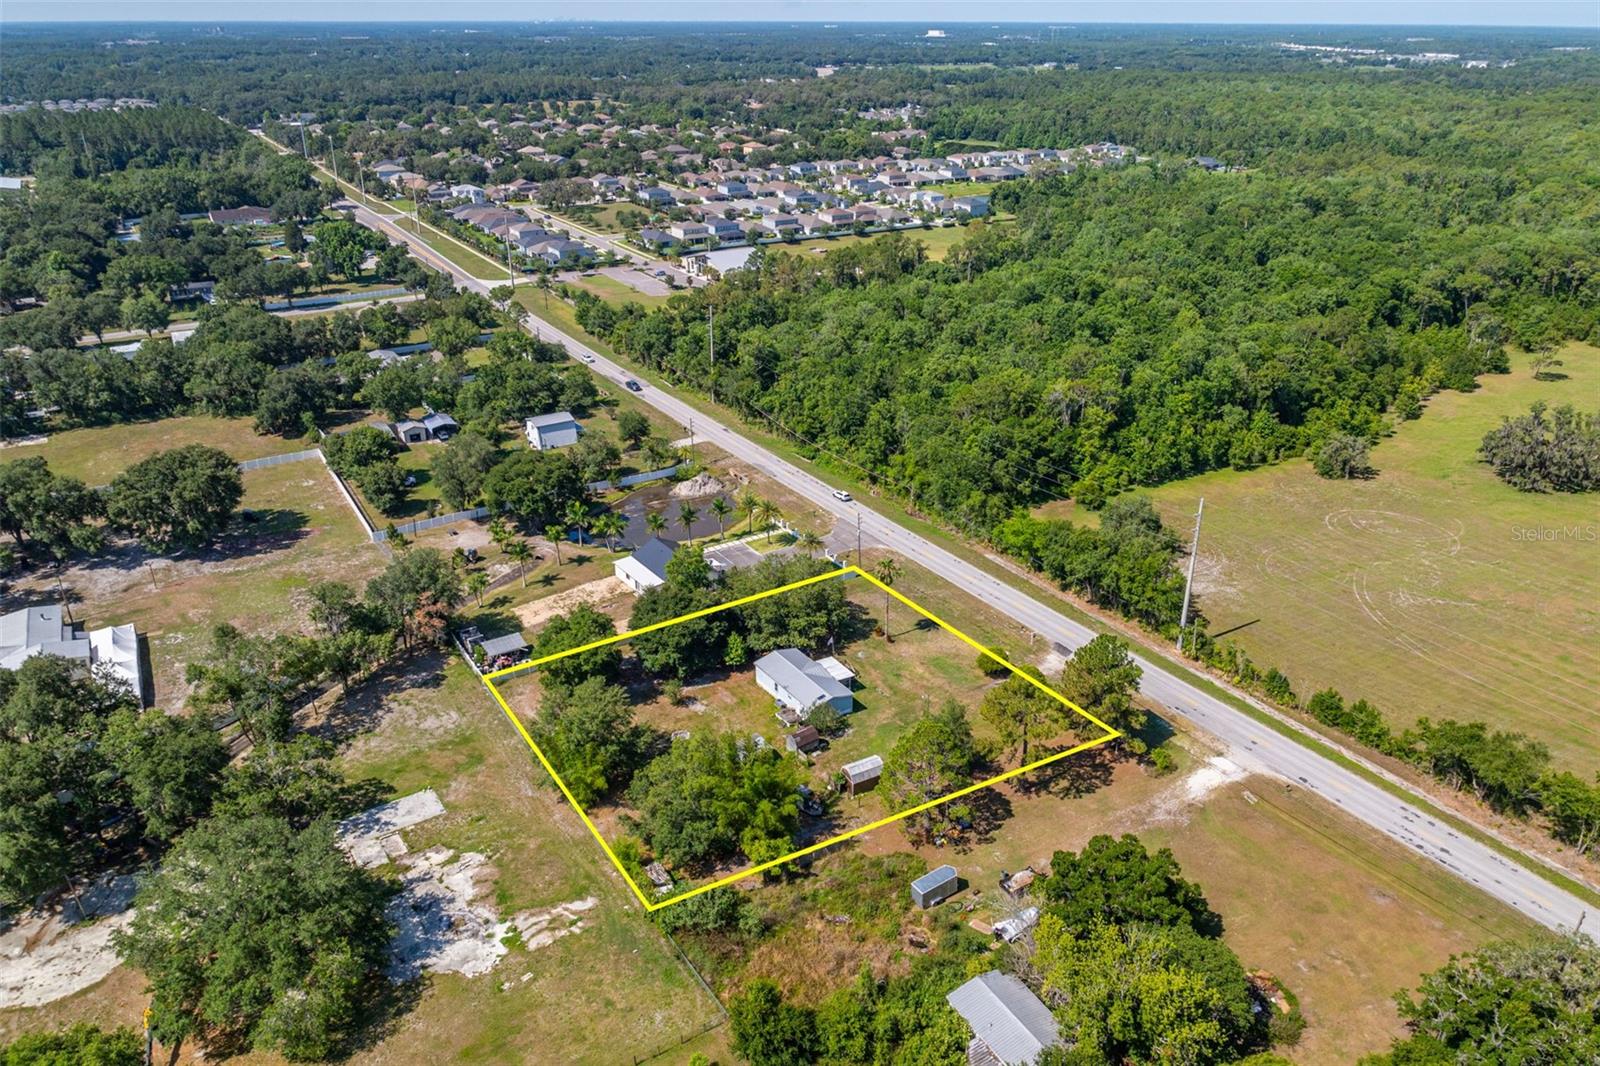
[525,411,581,450]
[0,605,147,705]
[391,419,429,444]
[615,536,677,594]
[785,724,822,754]
[754,648,854,718]
[946,971,1062,1065]
[841,754,882,796]
[911,864,959,909]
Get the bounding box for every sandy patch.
[512,896,597,950]
[1134,755,1250,827]
[0,873,137,1009]
[385,846,599,982]
[515,576,630,630]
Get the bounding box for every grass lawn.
[544,202,643,235]
[5,415,306,485]
[1039,345,1600,771]
[567,271,673,309]
[778,220,1000,263]
[1149,779,1536,1064]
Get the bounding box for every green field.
[3,415,305,485]
[1044,345,1600,770]
[777,220,998,262]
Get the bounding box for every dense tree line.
[586,153,1592,528]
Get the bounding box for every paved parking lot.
[601,266,675,296]
[705,541,763,571]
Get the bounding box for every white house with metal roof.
[946,971,1062,1065]
[0,604,147,704]
[525,411,582,450]
[615,536,677,594]
[753,648,854,717]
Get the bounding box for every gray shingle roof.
[946,972,1060,1065]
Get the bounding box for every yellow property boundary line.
[479,564,1121,911]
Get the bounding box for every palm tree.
[506,540,533,587]
[797,530,824,557]
[645,511,668,537]
[595,512,626,551]
[709,496,732,539]
[677,502,699,538]
[757,498,781,542]
[451,546,468,571]
[873,557,901,639]
[740,488,760,534]
[487,515,511,548]
[564,500,590,545]
[544,523,565,565]
[465,570,489,606]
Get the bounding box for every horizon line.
[3,18,1596,29]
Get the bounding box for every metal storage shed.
[911,864,959,909]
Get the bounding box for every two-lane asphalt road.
[365,188,1597,934]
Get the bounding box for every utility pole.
[707,305,715,403]
[298,120,308,159]
[327,133,338,185]
[856,512,862,567]
[1176,497,1204,654]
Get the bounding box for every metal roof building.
[945,971,1061,1065]
[525,411,581,450]
[615,536,678,594]
[754,647,854,717]
[911,864,959,909]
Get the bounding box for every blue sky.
[3,1,1596,26]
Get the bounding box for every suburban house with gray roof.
[0,604,147,705]
[524,411,581,450]
[754,648,854,718]
[615,536,677,594]
[946,971,1062,1066]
